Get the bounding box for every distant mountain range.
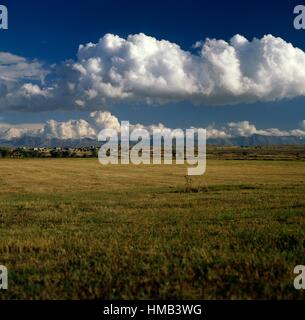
[207,134,305,146]
[1,134,305,148]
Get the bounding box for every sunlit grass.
[0,158,305,299]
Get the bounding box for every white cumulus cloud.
[1,111,305,141]
[67,33,305,107]
[207,120,305,138]
[2,33,305,111]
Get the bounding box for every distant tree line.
[1,145,305,160]
[0,147,99,158]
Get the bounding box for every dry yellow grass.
[0,158,305,299]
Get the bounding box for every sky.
[0,0,305,140]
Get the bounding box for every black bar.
[0,300,303,319]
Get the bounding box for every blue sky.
[0,0,305,131]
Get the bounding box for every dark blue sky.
[0,0,304,129]
[1,0,303,62]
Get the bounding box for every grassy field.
[0,157,305,299]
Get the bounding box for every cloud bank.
[71,33,305,107]
[1,33,305,110]
[1,111,305,141]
